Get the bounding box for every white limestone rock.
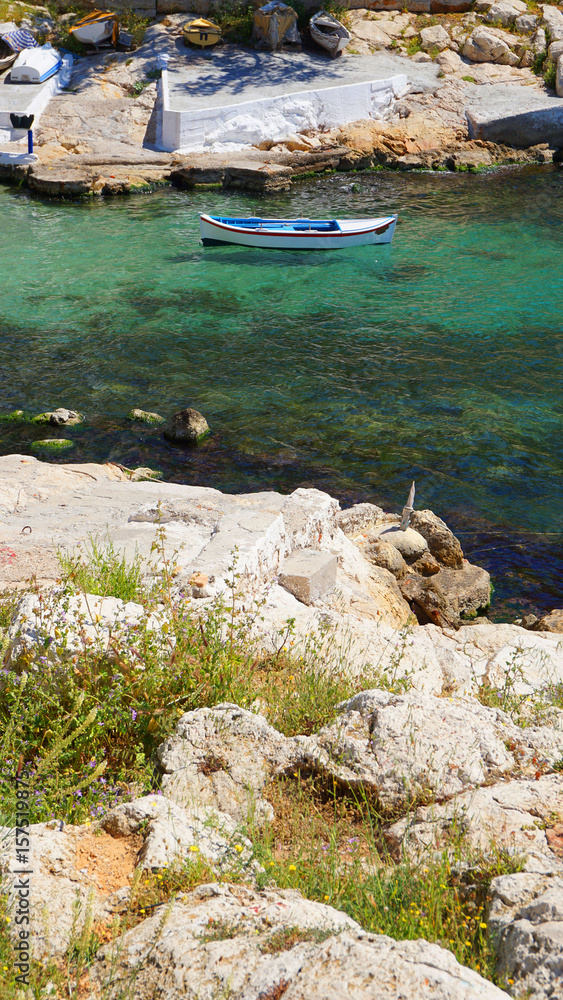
[541,3,563,41]
[436,49,464,73]
[101,794,254,870]
[288,690,563,815]
[515,13,540,32]
[350,19,393,48]
[463,27,520,64]
[156,704,296,825]
[489,871,563,999]
[420,24,452,53]
[88,882,512,1000]
[484,0,527,27]
[557,53,563,96]
[386,774,563,868]
[549,38,563,60]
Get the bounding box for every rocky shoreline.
[0,3,562,197]
[0,453,563,998]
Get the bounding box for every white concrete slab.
[0,53,72,142]
[159,48,412,152]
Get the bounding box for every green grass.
[245,773,524,982]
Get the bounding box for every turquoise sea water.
[1,166,562,619]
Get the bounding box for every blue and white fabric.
[1,29,39,52]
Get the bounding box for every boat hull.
[183,19,221,47]
[310,11,351,58]
[199,215,397,250]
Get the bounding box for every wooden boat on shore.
[309,10,351,58]
[183,18,221,48]
[199,214,398,250]
[69,10,119,49]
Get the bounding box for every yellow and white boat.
[182,18,221,48]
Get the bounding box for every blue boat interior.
[211,217,341,232]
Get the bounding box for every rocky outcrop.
[287,690,563,815]
[87,882,511,1000]
[340,503,488,627]
[463,27,520,65]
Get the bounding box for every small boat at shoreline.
[183,18,221,48]
[309,10,351,58]
[199,214,398,250]
[10,43,62,83]
[69,10,119,50]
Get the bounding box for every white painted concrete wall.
[158,70,408,153]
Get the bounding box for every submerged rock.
[33,408,83,426]
[30,438,74,453]
[163,407,210,444]
[127,407,165,425]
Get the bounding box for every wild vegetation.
[0,539,545,996]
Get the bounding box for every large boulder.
[284,690,563,816]
[541,3,563,41]
[163,407,210,444]
[483,0,527,27]
[400,562,491,627]
[558,53,563,97]
[408,510,464,569]
[386,774,563,869]
[369,524,429,560]
[420,24,451,52]
[157,704,295,825]
[87,882,512,1000]
[463,27,520,64]
[515,12,540,32]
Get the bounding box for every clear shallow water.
[1,167,562,619]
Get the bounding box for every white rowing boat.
[10,43,62,83]
[309,10,351,58]
[199,214,398,250]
